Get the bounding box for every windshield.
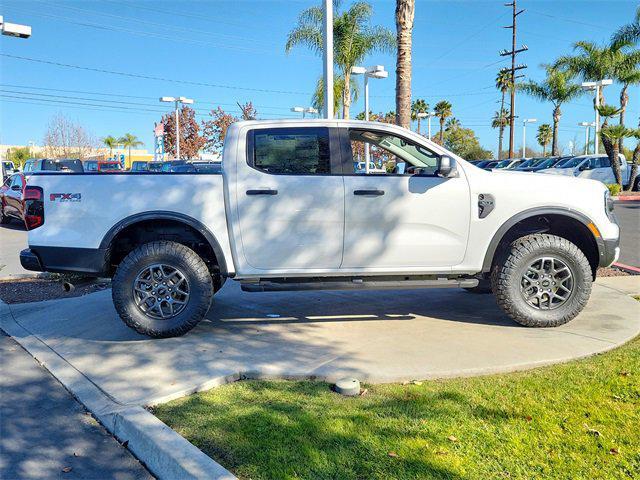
[556,157,583,168]
[516,159,534,169]
[535,159,556,169]
[494,160,511,168]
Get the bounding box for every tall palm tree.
[491,108,509,158]
[601,125,631,187]
[434,100,452,144]
[495,70,513,159]
[286,1,395,119]
[395,0,415,128]
[611,50,640,150]
[612,6,640,46]
[536,124,553,157]
[312,74,359,116]
[445,117,460,131]
[119,133,143,164]
[627,127,640,192]
[411,98,428,133]
[102,135,118,159]
[520,67,583,156]
[596,104,622,160]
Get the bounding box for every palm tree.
[495,70,513,159]
[102,135,118,159]
[596,104,623,159]
[434,100,452,144]
[601,125,631,187]
[491,108,509,158]
[395,0,415,128]
[312,74,359,117]
[445,117,460,132]
[286,1,395,119]
[611,50,640,151]
[119,133,143,163]
[536,124,553,157]
[411,98,428,133]
[627,127,640,192]
[612,6,640,45]
[520,67,583,156]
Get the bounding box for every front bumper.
[598,237,620,268]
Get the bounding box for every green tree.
[445,117,460,132]
[627,127,640,191]
[520,67,583,156]
[611,48,640,150]
[596,104,623,159]
[433,100,452,144]
[118,133,143,164]
[601,125,631,187]
[395,0,415,128]
[612,6,639,45]
[495,70,513,159]
[286,1,395,119]
[411,98,429,134]
[536,124,553,156]
[491,108,509,159]
[442,127,492,160]
[102,135,118,159]
[6,147,31,169]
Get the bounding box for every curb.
[614,196,640,202]
[613,262,640,275]
[0,300,236,480]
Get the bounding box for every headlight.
[604,189,615,219]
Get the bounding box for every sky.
[0,0,638,156]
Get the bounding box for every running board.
[241,277,479,293]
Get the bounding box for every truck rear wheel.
[491,234,592,327]
[112,241,213,338]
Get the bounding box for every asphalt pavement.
[0,333,152,480]
[0,222,30,277]
[615,201,640,267]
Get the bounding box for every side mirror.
[438,155,454,177]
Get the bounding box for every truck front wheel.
[112,241,213,338]
[491,234,592,327]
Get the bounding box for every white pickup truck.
[20,120,620,338]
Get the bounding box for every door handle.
[246,189,278,196]
[354,189,384,196]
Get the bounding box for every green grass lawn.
[154,332,640,479]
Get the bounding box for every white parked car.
[19,120,619,337]
[542,154,636,189]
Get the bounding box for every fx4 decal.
[50,193,82,202]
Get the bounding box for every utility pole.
[500,1,527,159]
[323,0,334,120]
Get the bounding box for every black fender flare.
[481,207,605,273]
[100,211,228,276]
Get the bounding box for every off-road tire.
[491,234,592,327]
[112,241,213,338]
[464,278,492,294]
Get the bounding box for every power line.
[0,54,311,96]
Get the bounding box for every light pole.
[291,106,319,118]
[322,0,333,120]
[521,118,536,158]
[160,96,194,159]
[0,16,32,38]
[578,121,596,154]
[417,112,436,139]
[351,65,388,173]
[581,79,612,154]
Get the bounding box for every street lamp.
[581,79,612,154]
[0,16,31,38]
[521,118,536,158]
[417,111,436,139]
[578,121,596,154]
[351,65,388,173]
[159,96,194,159]
[291,106,318,118]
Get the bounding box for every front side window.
[10,175,23,189]
[348,129,439,175]
[250,127,331,175]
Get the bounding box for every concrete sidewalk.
[0,334,151,480]
[2,279,639,407]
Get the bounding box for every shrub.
[606,183,621,196]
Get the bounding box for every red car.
[0,173,44,229]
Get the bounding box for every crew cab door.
[235,126,344,270]
[339,127,470,269]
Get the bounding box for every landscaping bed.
[0,276,110,304]
[154,304,640,479]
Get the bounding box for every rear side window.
[249,127,331,175]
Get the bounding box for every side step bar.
[241,277,479,293]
